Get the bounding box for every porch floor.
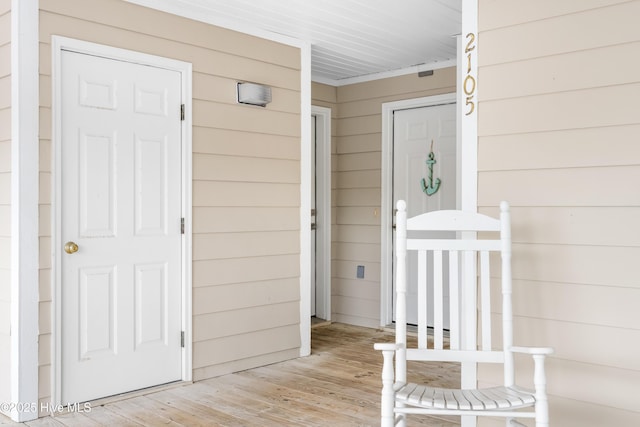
[2,323,460,426]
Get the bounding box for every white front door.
[393,103,457,326]
[61,50,183,403]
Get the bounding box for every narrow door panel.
[79,266,116,357]
[79,131,116,237]
[135,136,168,236]
[135,263,168,347]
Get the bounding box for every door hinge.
[181,331,185,348]
[181,217,185,234]
[180,104,185,121]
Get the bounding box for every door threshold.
[85,380,192,408]
[311,317,331,328]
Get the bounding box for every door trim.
[311,106,332,321]
[380,93,457,327]
[299,42,312,356]
[51,36,193,404]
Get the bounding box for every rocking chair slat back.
[480,250,492,351]
[405,214,501,356]
[374,200,553,427]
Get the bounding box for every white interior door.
[310,106,331,322]
[310,115,317,317]
[61,50,183,403]
[393,103,457,326]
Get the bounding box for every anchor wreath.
[420,140,441,196]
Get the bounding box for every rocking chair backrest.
[394,200,515,386]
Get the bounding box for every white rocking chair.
[375,201,553,427]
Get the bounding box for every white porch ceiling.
[128,0,462,86]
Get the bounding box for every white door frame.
[311,106,332,321]
[380,93,458,327]
[51,36,193,404]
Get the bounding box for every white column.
[299,40,312,357]
[10,0,40,422]
[458,0,478,426]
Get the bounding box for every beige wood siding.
[331,70,456,327]
[0,1,10,410]
[38,0,301,404]
[478,1,640,425]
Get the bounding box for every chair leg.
[397,410,406,427]
[533,354,550,427]
[380,405,394,427]
[535,405,550,427]
[379,350,396,427]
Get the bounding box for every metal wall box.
[237,82,272,107]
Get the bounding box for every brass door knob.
[64,241,79,254]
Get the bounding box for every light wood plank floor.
[1,323,460,427]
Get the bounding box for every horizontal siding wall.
[0,0,10,412]
[333,70,456,327]
[478,1,640,426]
[38,0,301,405]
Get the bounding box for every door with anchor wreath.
[392,102,457,326]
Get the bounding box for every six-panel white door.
[61,50,182,403]
[393,103,457,327]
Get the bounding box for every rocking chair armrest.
[374,342,404,352]
[510,346,553,403]
[510,346,554,356]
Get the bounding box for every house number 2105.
[464,33,477,116]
